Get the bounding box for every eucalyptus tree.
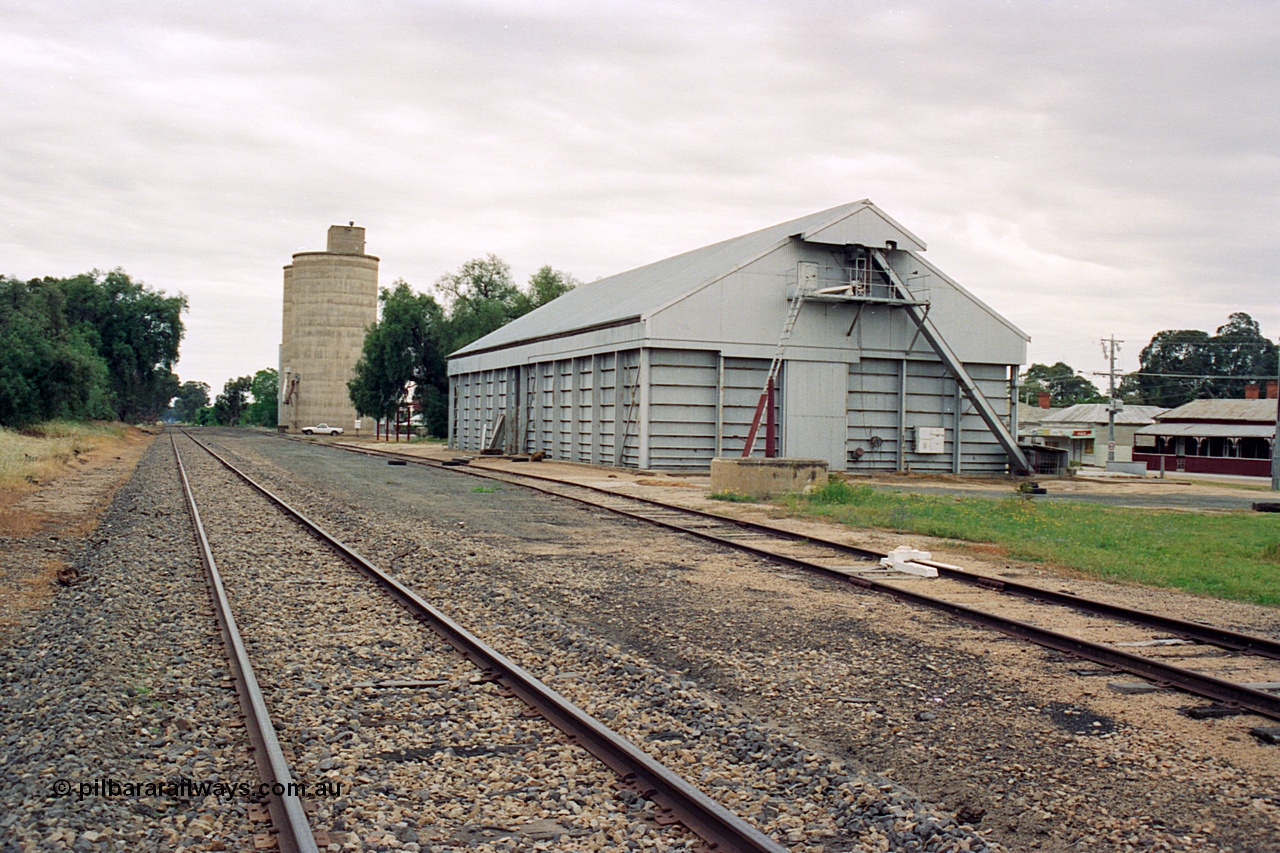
[59,269,185,421]
[1132,313,1277,407]
[170,381,211,423]
[348,281,448,429]
[349,260,579,437]
[1020,362,1103,407]
[0,270,183,426]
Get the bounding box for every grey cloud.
[1,0,1276,388]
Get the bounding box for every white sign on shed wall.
[916,426,946,454]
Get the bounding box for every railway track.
[172,434,319,853]
[173,431,790,852]
[310,439,1280,728]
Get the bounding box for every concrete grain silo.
[278,224,378,433]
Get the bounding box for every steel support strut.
[871,249,1031,474]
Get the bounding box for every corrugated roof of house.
[450,200,1019,358]
[1135,422,1274,439]
[1156,399,1279,423]
[1042,404,1166,425]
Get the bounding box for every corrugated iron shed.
[447,201,1030,473]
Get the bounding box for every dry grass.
[636,477,696,488]
[0,420,127,491]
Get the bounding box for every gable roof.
[451,200,925,357]
[1042,404,1166,425]
[1156,399,1279,423]
[1018,406,1067,425]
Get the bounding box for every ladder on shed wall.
[617,356,641,467]
[870,249,1031,474]
[741,285,807,457]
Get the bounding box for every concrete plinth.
[710,457,828,499]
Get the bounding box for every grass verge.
[779,480,1280,607]
[0,421,128,490]
[709,490,760,503]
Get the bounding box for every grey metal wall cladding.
[454,349,1013,473]
[578,358,593,462]
[720,357,777,460]
[557,359,573,459]
[454,368,508,451]
[459,349,634,466]
[846,358,1011,473]
[617,350,642,467]
[596,354,618,465]
[648,349,718,469]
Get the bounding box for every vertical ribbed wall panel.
[617,350,641,468]
[719,357,775,459]
[647,349,718,469]
[847,358,1011,473]
[846,358,901,470]
[557,359,573,459]
[598,352,617,465]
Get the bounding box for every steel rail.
[330,443,1280,662]
[464,463,1280,719]
[170,434,320,853]
[291,440,1280,721]
[487,466,1280,660]
[184,431,787,853]
[918,562,1280,661]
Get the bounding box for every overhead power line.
[1090,371,1279,380]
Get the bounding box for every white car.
[301,423,344,436]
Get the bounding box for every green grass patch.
[472,485,497,494]
[709,490,760,503]
[780,479,1280,606]
[0,420,127,489]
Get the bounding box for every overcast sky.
[3,1,1277,393]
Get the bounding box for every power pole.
[1272,359,1280,491]
[1103,336,1122,464]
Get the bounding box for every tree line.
[347,255,578,436]
[169,369,278,427]
[13,263,1262,432]
[0,271,185,428]
[1022,312,1278,409]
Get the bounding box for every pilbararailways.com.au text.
[51,777,344,801]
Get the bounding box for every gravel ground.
[6,427,1276,852]
[209,430,1280,853]
[0,437,260,852]
[0,429,151,639]
[195,431,999,852]
[177,432,709,852]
